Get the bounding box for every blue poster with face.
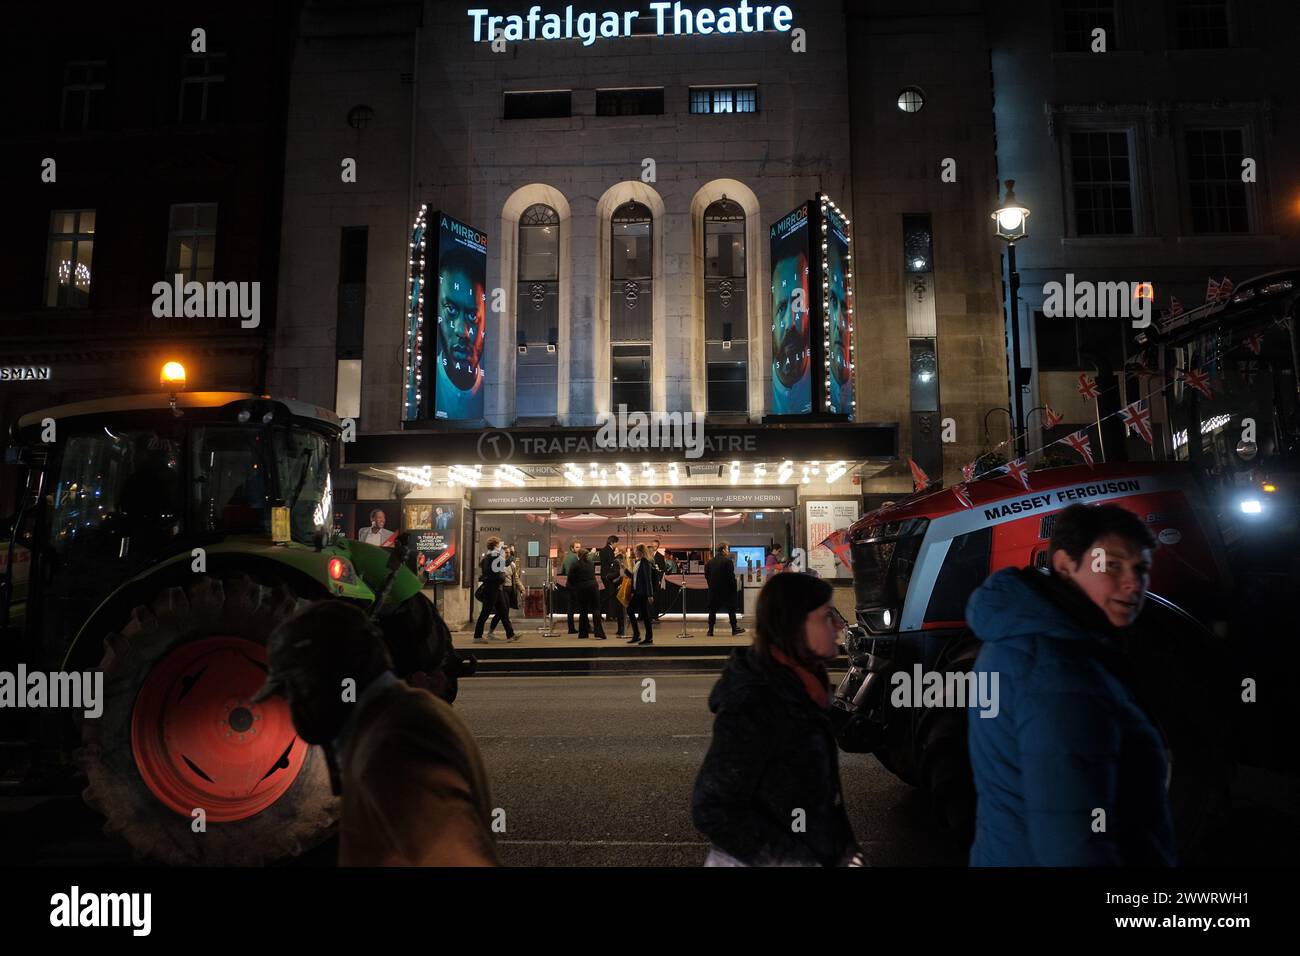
[769,204,812,415]
[433,214,489,422]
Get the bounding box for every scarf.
[769,646,830,709]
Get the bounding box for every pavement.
[454,615,753,675]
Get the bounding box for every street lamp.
[993,179,1030,458]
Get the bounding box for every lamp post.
[993,180,1030,459]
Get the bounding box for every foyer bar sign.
[468,4,795,46]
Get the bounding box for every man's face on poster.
[772,253,810,389]
[438,265,485,390]
[828,241,850,387]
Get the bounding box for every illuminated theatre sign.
[468,3,796,46]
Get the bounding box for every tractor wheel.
[914,635,981,844]
[79,574,338,866]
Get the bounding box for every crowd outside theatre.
[245,536,1180,868]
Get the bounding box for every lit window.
[704,199,748,415]
[610,202,653,412]
[517,204,560,420]
[897,88,925,113]
[45,210,95,309]
[689,86,759,115]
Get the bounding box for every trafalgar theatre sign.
[468,3,795,46]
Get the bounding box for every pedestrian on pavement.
[597,535,620,622]
[650,537,668,619]
[253,600,498,866]
[568,547,607,640]
[473,536,516,643]
[692,571,863,867]
[704,541,746,637]
[627,543,656,645]
[489,544,524,638]
[561,539,583,634]
[965,503,1175,867]
[607,545,630,636]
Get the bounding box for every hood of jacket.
[966,566,1118,647]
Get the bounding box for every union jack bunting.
[1002,457,1032,491]
[909,458,931,492]
[1077,373,1100,400]
[1182,368,1214,400]
[1121,400,1154,446]
[1065,429,1095,467]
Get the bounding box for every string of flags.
[903,311,1291,509]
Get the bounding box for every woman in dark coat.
[567,548,606,640]
[691,572,862,866]
[472,536,516,643]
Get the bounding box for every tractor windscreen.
[851,517,927,630]
[272,428,333,543]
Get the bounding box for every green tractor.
[0,371,432,865]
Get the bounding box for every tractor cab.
[2,363,340,665]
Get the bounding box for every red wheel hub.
[131,637,309,822]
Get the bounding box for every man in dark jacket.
[650,537,668,619]
[561,539,582,633]
[704,542,745,637]
[965,503,1176,867]
[597,535,619,622]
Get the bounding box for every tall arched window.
[610,201,652,412]
[704,199,747,413]
[516,203,559,419]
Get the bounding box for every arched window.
[610,200,652,412]
[516,203,559,419]
[704,199,747,413]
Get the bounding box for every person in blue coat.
[965,503,1176,867]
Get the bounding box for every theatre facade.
[269,0,1007,623]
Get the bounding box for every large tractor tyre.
[79,574,339,866]
[914,635,982,844]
